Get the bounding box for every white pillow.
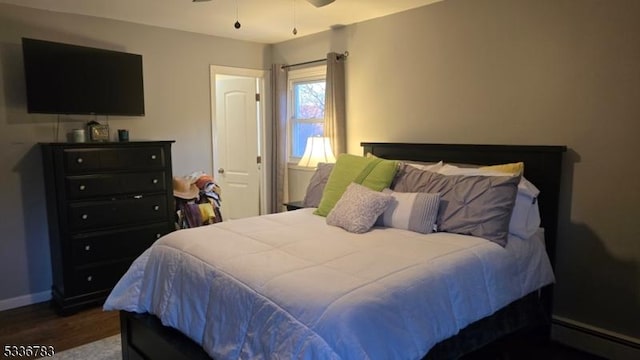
[509,183,541,239]
[407,160,444,172]
[376,189,440,234]
[326,183,393,233]
[436,164,541,239]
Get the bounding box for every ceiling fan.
[306,0,336,7]
[191,0,336,32]
[192,0,336,7]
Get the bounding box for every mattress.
[104,208,554,360]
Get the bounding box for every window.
[288,66,326,163]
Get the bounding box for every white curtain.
[323,52,347,156]
[270,64,288,213]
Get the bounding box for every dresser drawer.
[71,260,133,295]
[72,223,170,266]
[66,172,166,199]
[68,194,169,231]
[64,147,165,173]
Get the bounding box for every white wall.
[0,3,270,308]
[273,0,640,345]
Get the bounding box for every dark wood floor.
[0,301,605,360]
[0,301,119,359]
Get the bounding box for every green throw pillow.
[314,154,398,217]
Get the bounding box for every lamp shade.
[298,137,336,167]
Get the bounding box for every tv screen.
[22,38,145,116]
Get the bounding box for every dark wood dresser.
[40,141,175,314]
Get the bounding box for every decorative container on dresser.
[40,141,175,314]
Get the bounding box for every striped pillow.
[377,189,440,234]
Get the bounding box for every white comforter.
[104,209,554,360]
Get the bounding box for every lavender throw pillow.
[326,183,393,234]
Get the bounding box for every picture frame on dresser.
[40,141,175,315]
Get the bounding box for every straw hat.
[173,176,199,199]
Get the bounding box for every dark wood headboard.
[361,142,566,267]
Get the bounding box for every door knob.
[218,168,225,174]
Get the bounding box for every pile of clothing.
[173,171,222,229]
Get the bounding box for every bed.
[105,142,566,360]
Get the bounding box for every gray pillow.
[303,163,335,208]
[326,183,393,234]
[392,165,520,246]
[376,189,440,234]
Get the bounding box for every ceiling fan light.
[307,0,336,8]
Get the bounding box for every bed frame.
[119,142,566,360]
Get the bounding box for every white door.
[213,72,262,220]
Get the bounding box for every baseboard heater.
[551,316,639,360]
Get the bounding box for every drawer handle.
[86,275,93,282]
[153,205,160,211]
[156,233,162,239]
[79,185,86,191]
[84,245,91,251]
[76,157,84,164]
[151,154,157,160]
[81,214,88,220]
[152,179,159,184]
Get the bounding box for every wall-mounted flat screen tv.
[22,38,145,116]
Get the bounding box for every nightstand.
[284,201,305,211]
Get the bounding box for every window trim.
[287,65,327,164]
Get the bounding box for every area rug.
[40,334,121,360]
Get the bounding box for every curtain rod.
[281,51,349,69]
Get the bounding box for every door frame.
[209,65,270,215]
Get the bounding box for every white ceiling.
[0,0,442,44]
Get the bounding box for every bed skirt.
[119,287,551,360]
